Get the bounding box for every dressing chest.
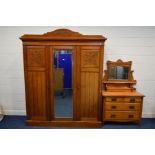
[102,59,144,125]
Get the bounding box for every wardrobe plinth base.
[26,120,102,128]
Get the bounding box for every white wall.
[0,26,155,117]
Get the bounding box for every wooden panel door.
[24,46,49,121]
[78,46,103,121]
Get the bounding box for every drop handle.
[130,98,135,102]
[111,106,116,109]
[111,114,116,118]
[128,114,134,118]
[112,97,116,102]
[129,106,135,109]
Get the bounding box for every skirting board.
[3,110,155,118]
[4,110,26,115]
[142,113,155,118]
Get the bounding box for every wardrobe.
[20,28,107,127]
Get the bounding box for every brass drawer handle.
[111,114,116,118]
[130,98,135,102]
[111,105,116,109]
[129,106,135,109]
[128,114,134,118]
[112,97,116,102]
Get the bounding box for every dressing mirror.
[109,66,129,80]
[107,59,131,81]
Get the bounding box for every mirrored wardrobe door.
[50,47,76,119]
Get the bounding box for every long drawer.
[105,97,142,103]
[105,111,140,120]
[105,102,141,111]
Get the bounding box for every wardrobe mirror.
[109,66,129,80]
[53,49,73,118]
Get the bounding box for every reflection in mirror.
[53,49,73,118]
[109,66,129,80]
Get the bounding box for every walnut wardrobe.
[20,29,107,127]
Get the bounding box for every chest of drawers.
[102,59,144,125]
[102,94,144,125]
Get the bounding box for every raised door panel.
[26,71,48,121]
[79,46,101,121]
[25,46,46,68]
[81,72,99,118]
[81,50,99,68]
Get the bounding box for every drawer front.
[105,111,140,120]
[105,102,141,111]
[105,97,142,103]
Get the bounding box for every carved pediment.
[107,59,132,65]
[20,28,107,41]
[43,29,83,37]
[116,59,124,63]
